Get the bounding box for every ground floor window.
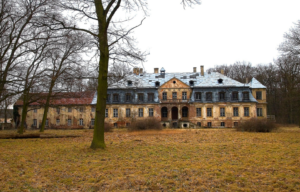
[56,119,60,125]
[126,123,130,127]
[105,109,108,117]
[244,107,249,116]
[221,122,225,127]
[149,108,153,117]
[91,118,95,126]
[234,122,238,127]
[33,119,37,127]
[233,107,239,116]
[113,108,118,117]
[162,107,168,118]
[68,119,72,126]
[114,123,118,127]
[207,108,212,117]
[257,108,263,117]
[196,108,201,117]
[139,108,143,117]
[197,122,201,127]
[79,118,83,126]
[207,122,212,127]
[182,107,188,117]
[126,108,131,117]
[45,119,49,126]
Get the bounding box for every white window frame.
[207,108,212,117]
[105,109,108,117]
[33,119,37,126]
[149,108,153,117]
[68,119,72,126]
[162,92,167,100]
[138,108,143,117]
[244,107,249,116]
[126,108,131,117]
[91,118,95,126]
[233,107,239,116]
[220,108,225,117]
[113,108,118,117]
[91,107,95,112]
[79,118,83,126]
[196,108,201,117]
[182,92,187,100]
[68,107,72,112]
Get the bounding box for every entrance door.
[172,107,178,120]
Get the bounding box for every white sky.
[130,0,300,73]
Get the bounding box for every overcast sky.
[130,0,300,73]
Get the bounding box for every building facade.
[14,66,267,129]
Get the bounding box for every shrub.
[236,118,278,132]
[104,123,113,132]
[129,118,162,131]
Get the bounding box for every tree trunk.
[40,80,55,132]
[18,102,28,134]
[90,0,109,149]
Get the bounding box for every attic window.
[218,79,223,84]
[155,82,160,87]
[189,81,194,86]
[128,81,132,86]
[173,81,176,84]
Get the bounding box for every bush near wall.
[129,118,162,131]
[104,123,113,132]
[236,118,278,132]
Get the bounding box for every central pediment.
[160,78,190,89]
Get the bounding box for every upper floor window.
[79,107,84,112]
[138,93,144,102]
[34,109,37,113]
[182,92,187,100]
[56,108,60,114]
[148,93,154,102]
[68,119,72,126]
[106,94,110,102]
[127,81,132,86]
[206,92,212,101]
[162,92,167,100]
[195,92,201,100]
[256,91,262,100]
[207,108,212,117]
[91,118,95,126]
[218,78,223,84]
[232,92,239,101]
[68,107,72,112]
[113,94,119,102]
[155,81,160,87]
[105,109,108,117]
[189,81,194,86]
[219,92,225,101]
[91,107,95,112]
[33,119,37,126]
[125,93,131,102]
[172,92,177,100]
[243,92,249,100]
[196,108,201,117]
[233,107,239,116]
[182,107,188,117]
[220,107,225,117]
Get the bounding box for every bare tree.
[279,20,300,57]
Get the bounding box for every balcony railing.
[160,99,190,103]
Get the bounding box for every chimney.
[154,68,159,73]
[221,69,224,75]
[193,67,197,72]
[133,67,139,75]
[246,78,249,84]
[139,68,143,74]
[200,65,204,76]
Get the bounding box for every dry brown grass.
[0,126,300,191]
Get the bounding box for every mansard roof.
[109,71,247,89]
[248,77,266,89]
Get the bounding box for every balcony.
[160,99,190,104]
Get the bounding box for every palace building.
[14,66,267,129]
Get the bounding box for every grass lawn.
[0,127,300,191]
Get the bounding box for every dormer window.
[189,81,194,86]
[218,79,223,84]
[127,81,132,86]
[155,81,160,87]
